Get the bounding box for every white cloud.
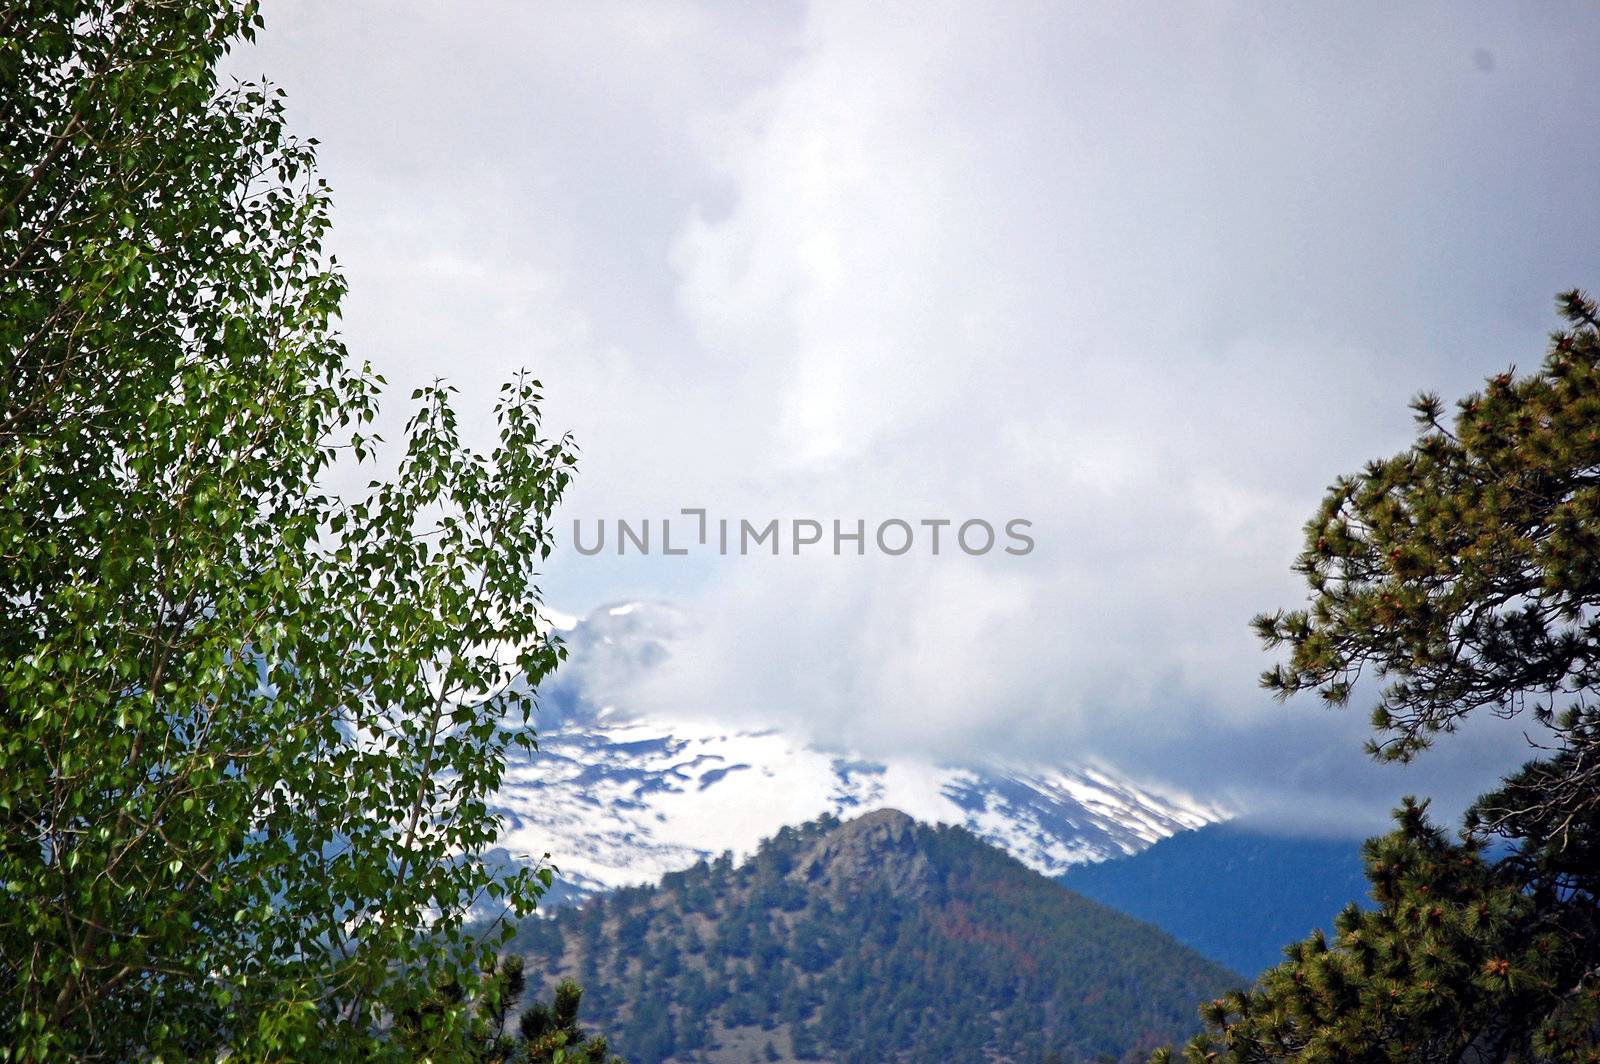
[243,0,1600,832]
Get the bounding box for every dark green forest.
[508,810,1238,1064]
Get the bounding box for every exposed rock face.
[795,808,933,897]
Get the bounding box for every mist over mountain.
[494,603,1227,900]
[509,809,1240,1064]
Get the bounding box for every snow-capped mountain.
[491,602,1228,900]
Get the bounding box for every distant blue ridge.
[1059,821,1371,978]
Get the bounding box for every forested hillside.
[509,810,1239,1064]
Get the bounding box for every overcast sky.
[237,2,1600,834]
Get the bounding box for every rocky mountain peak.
[796,809,933,897]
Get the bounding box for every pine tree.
[481,955,529,1062]
[1157,292,1600,1061]
[1254,290,1600,850]
[1168,799,1597,1061]
[401,965,625,1064]
[521,979,625,1064]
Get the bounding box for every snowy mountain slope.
[491,602,1228,899]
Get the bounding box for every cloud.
[242,0,1600,833]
